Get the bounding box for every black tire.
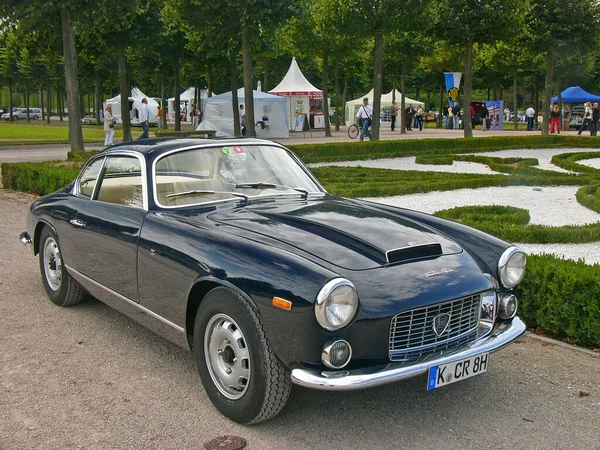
[39,226,86,306]
[32,115,39,120]
[194,287,292,424]
[348,124,359,139]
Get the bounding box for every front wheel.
[39,226,86,306]
[348,123,359,139]
[194,287,292,424]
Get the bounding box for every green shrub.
[551,151,600,175]
[517,254,600,348]
[67,149,100,163]
[1,162,79,195]
[415,155,454,165]
[576,184,600,213]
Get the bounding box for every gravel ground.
[1,189,599,449]
[311,148,600,265]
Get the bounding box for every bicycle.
[348,121,360,139]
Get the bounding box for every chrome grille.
[389,294,481,362]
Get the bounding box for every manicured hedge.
[289,135,600,163]
[517,254,600,348]
[551,151,600,175]
[576,184,600,213]
[1,162,79,195]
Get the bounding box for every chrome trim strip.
[65,265,184,333]
[291,316,526,391]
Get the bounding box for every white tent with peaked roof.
[269,57,325,130]
[168,87,209,121]
[344,89,424,126]
[105,87,159,126]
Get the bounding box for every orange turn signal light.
[272,297,292,311]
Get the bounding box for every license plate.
[427,352,489,390]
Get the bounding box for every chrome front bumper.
[291,316,526,391]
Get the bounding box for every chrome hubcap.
[43,237,62,291]
[204,313,250,399]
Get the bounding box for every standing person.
[239,104,247,136]
[591,102,599,136]
[190,104,196,127]
[525,105,535,131]
[451,102,461,129]
[390,100,398,131]
[356,97,373,141]
[469,103,476,129]
[405,104,414,131]
[103,104,115,146]
[156,104,163,128]
[481,104,489,131]
[446,104,453,129]
[137,98,150,140]
[549,104,562,134]
[578,102,592,135]
[442,104,449,129]
[415,106,424,131]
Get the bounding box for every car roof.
[98,137,287,159]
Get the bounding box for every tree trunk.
[372,30,383,141]
[8,80,14,121]
[95,79,101,125]
[241,25,255,137]
[322,51,331,137]
[207,61,213,97]
[160,72,166,129]
[41,86,45,120]
[542,51,553,135]
[463,39,473,138]
[513,68,518,130]
[439,82,444,128]
[343,74,348,125]
[401,61,406,134]
[263,58,268,91]
[60,7,84,151]
[46,77,51,123]
[174,58,181,131]
[25,83,30,121]
[335,59,340,131]
[117,41,132,141]
[230,50,241,136]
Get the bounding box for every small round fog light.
[322,339,352,369]
[499,294,518,320]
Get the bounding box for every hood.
[205,196,462,270]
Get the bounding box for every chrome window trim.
[151,141,326,210]
[74,156,107,200]
[75,151,148,211]
[65,264,184,333]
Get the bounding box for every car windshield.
[154,144,323,207]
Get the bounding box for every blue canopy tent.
[551,86,600,104]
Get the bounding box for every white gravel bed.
[581,157,600,169]
[363,185,600,265]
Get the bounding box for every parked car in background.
[1,107,23,120]
[20,138,527,424]
[569,106,585,129]
[2,107,42,120]
[509,111,526,122]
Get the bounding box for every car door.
[66,154,147,302]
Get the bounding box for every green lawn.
[0,121,143,144]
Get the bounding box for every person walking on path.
[137,98,150,140]
[481,104,489,131]
[526,105,535,131]
[591,102,599,136]
[549,104,561,134]
[578,102,593,135]
[390,100,398,131]
[415,106,424,131]
[239,104,246,136]
[405,104,414,131]
[451,102,461,129]
[356,97,373,141]
[103,104,115,146]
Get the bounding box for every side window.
[96,156,143,208]
[78,158,105,198]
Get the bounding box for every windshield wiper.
[166,190,248,202]
[235,182,310,199]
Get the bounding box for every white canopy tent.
[197,88,289,138]
[345,89,424,126]
[268,57,325,130]
[105,87,159,126]
[168,87,209,121]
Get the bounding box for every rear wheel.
[194,287,292,424]
[32,115,39,120]
[39,226,86,306]
[348,123,359,139]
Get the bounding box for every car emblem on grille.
[432,313,451,336]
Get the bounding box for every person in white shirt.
[137,98,150,140]
[103,104,115,146]
[355,97,373,141]
[578,102,593,135]
[525,105,535,131]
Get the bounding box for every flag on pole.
[444,72,462,105]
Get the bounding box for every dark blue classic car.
[20,138,527,423]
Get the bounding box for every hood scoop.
[386,243,443,264]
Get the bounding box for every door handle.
[69,219,87,228]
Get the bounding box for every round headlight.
[498,247,526,288]
[315,278,358,331]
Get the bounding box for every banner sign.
[444,72,462,105]
[486,100,503,131]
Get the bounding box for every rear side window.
[78,158,105,198]
[95,156,143,208]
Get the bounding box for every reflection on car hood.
[207,196,463,270]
